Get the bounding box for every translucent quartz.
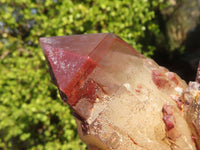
[40,33,198,150]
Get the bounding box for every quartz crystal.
[40,33,200,150]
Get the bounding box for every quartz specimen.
[40,33,199,150]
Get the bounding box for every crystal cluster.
[40,33,200,150]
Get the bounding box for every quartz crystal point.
[40,33,199,150]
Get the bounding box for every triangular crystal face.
[40,33,139,105]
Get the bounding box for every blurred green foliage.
[0,0,167,149]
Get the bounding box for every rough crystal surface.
[40,33,200,150]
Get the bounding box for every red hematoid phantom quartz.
[40,33,200,150]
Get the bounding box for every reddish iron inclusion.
[40,33,141,106]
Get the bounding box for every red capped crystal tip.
[40,33,141,106]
